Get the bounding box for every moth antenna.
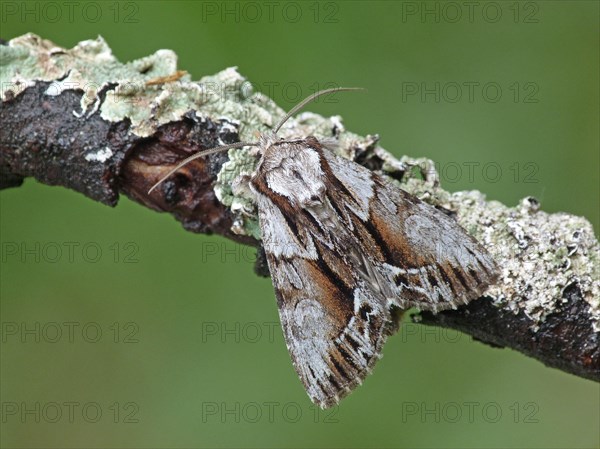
[148,141,257,194]
[273,87,365,134]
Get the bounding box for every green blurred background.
[1,1,598,448]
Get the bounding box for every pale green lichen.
[397,164,599,331]
[215,146,261,240]
[0,33,186,126]
[1,34,259,137]
[2,33,598,332]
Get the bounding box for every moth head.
[260,143,326,207]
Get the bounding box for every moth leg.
[253,245,270,278]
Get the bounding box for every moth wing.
[251,140,498,408]
[254,191,398,408]
[322,149,499,312]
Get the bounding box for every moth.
[149,87,499,408]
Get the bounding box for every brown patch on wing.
[368,173,499,309]
[303,259,354,325]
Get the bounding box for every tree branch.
[1,34,598,381]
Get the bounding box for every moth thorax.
[263,145,327,207]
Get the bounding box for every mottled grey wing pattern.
[250,137,498,408]
[322,148,499,312]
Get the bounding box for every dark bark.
[417,282,599,382]
[0,81,255,245]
